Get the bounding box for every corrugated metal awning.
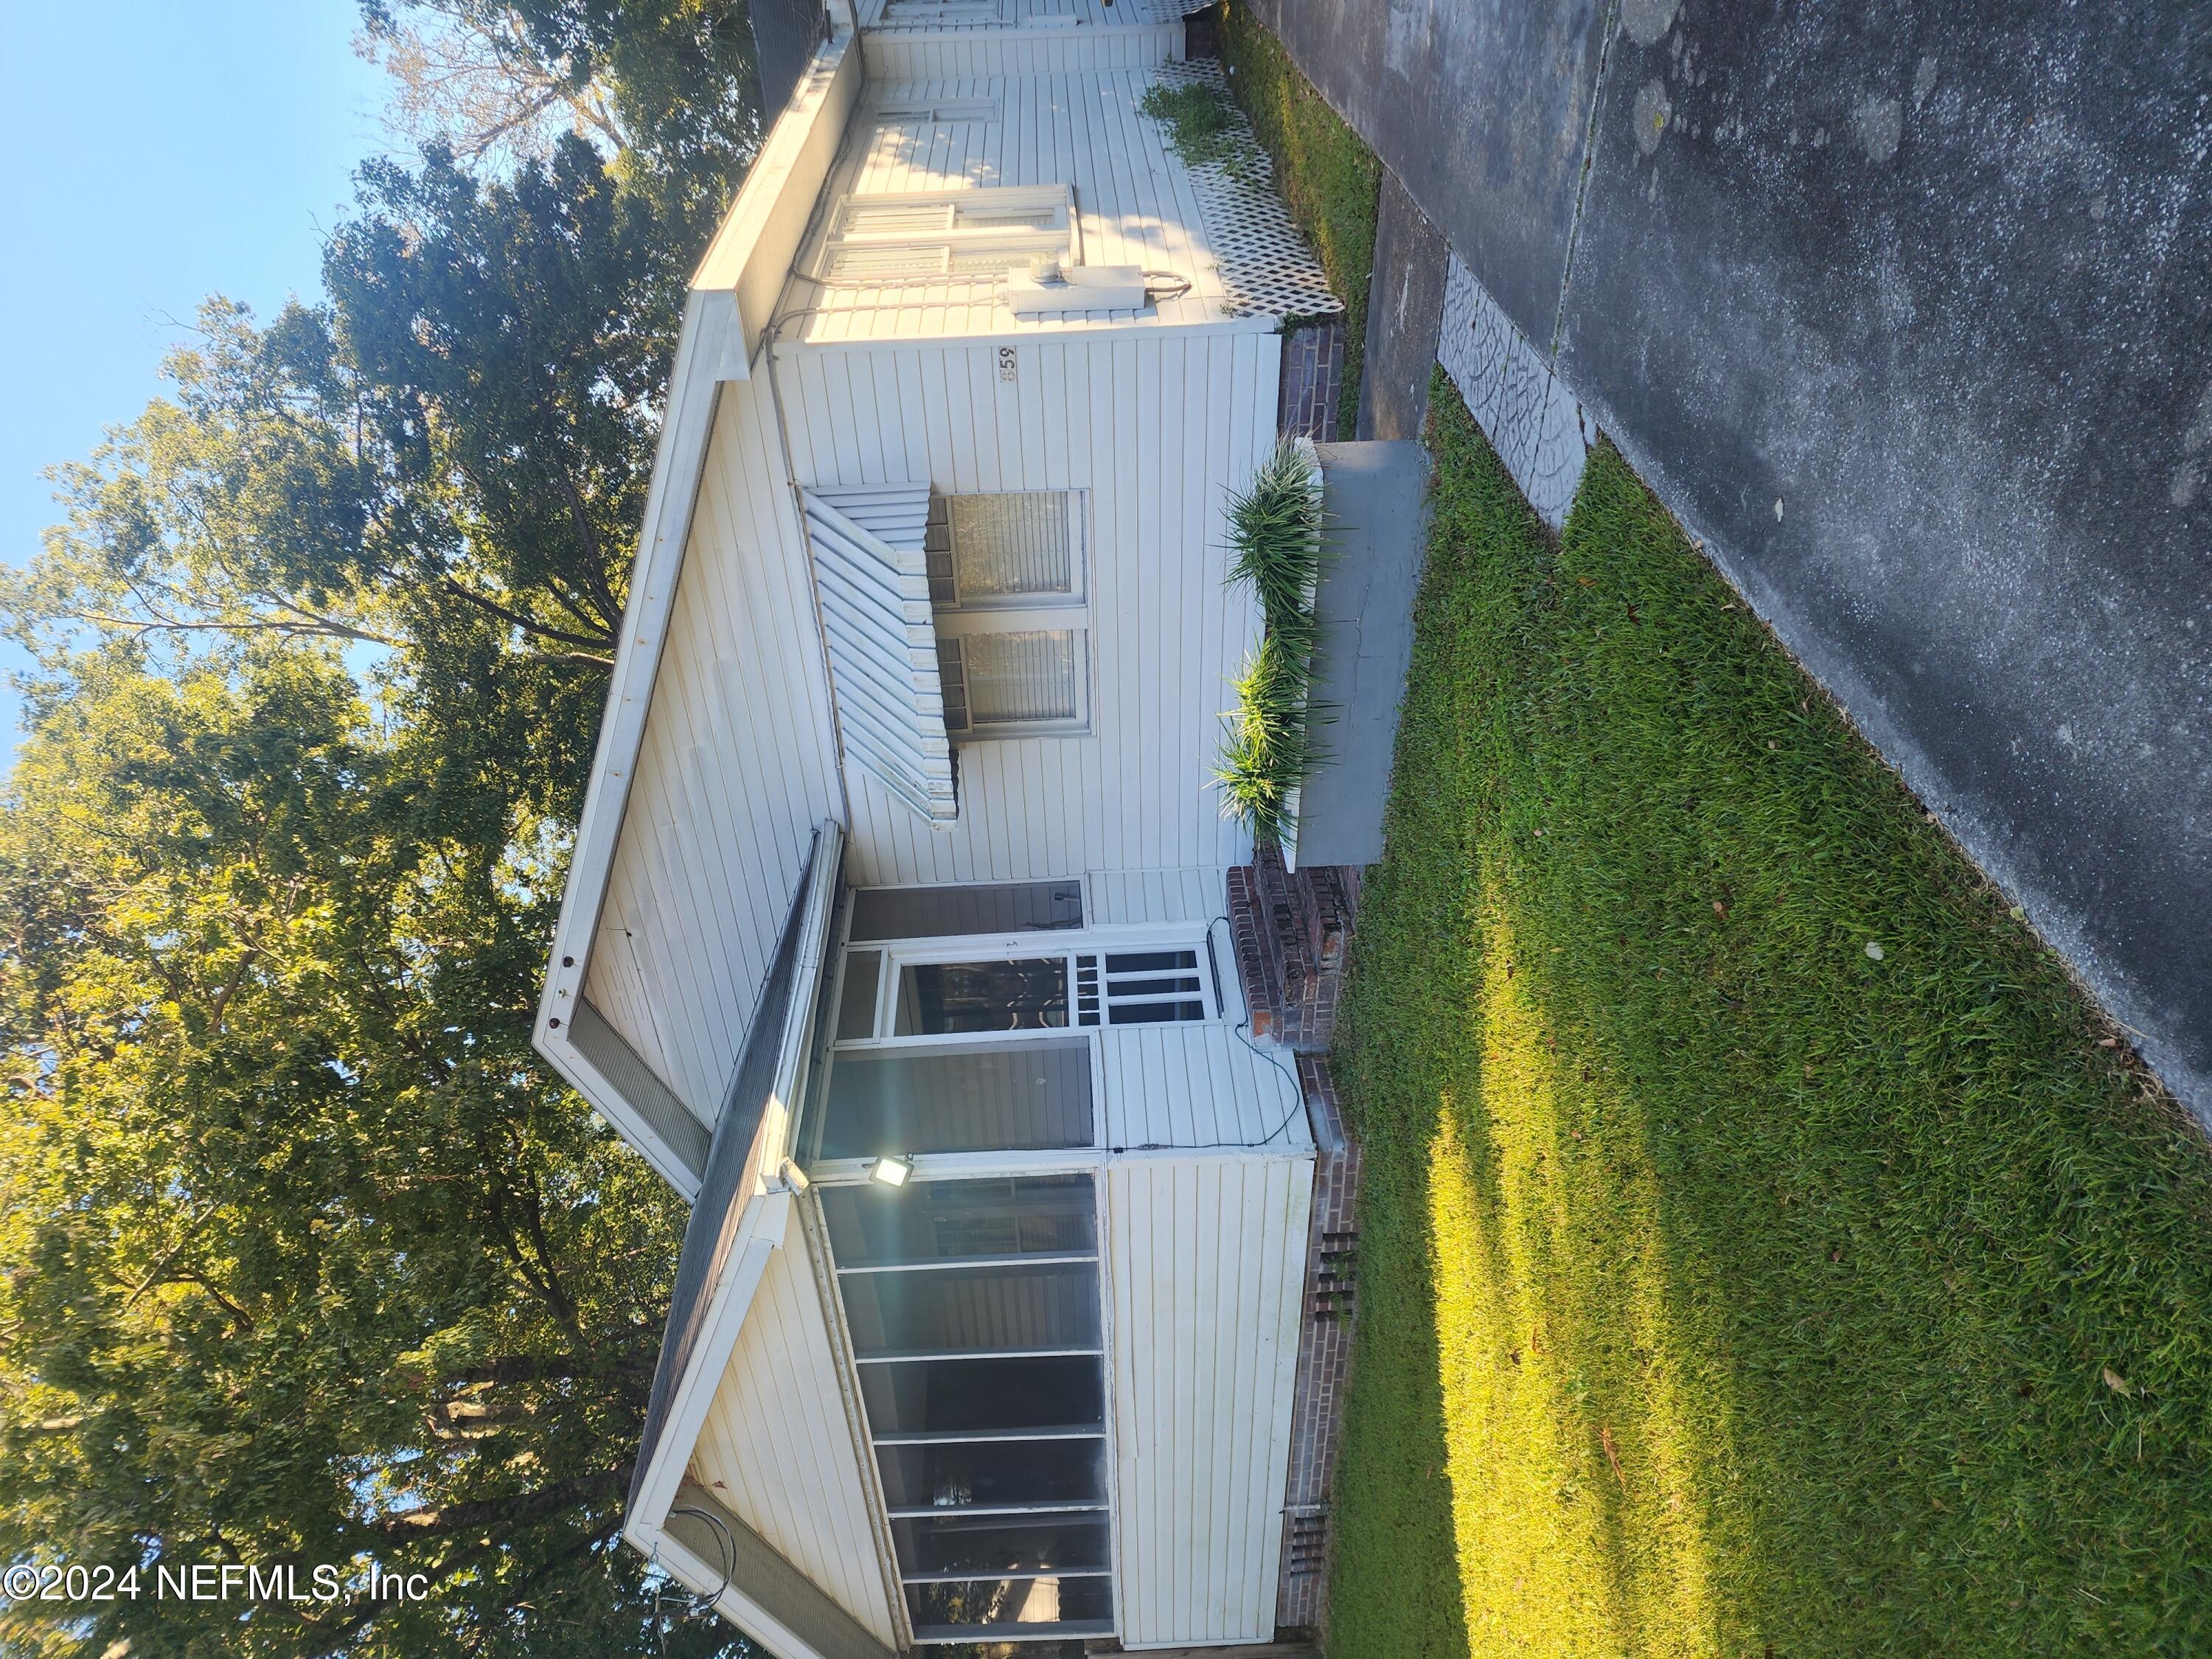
[802,484,959,824]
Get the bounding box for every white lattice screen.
[1139,62,1344,323]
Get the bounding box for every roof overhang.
[624,821,842,1523]
[532,33,862,1184]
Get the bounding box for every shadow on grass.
[1322,374,2212,1656]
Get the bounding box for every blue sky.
[1,1,390,764]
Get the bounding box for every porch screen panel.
[849,881,1084,941]
[823,1176,1114,1645]
[817,1039,1093,1159]
[824,1173,1096,1265]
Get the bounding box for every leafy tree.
[356,1,768,220]
[0,3,777,1653]
[0,645,734,1655]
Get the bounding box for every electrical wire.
[652,1505,739,1656]
[1105,914,1312,1155]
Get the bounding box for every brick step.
[1228,844,1359,1052]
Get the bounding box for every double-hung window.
[818,184,1079,282]
[928,492,1090,738]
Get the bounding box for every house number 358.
[998,346,1018,383]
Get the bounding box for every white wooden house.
[533,6,1352,1652]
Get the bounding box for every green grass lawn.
[1217,1,1380,438]
[1323,372,2212,1655]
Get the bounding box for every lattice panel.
[1127,0,1218,16]
[1144,62,1344,323]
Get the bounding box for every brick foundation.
[1278,320,1345,442]
[1223,850,1365,1634]
[1275,1055,1361,1632]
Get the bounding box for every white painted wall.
[1099,1026,1310,1152]
[800,68,1230,340]
[1105,1153,1311,1647]
[779,327,1276,889]
[1084,866,1223,927]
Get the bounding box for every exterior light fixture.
[871,1155,912,1188]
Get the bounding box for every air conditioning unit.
[1006,263,1150,316]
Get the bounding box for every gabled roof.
[532,35,861,1191]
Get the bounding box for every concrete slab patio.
[1295,441,1433,869]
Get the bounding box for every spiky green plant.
[1226,439,1326,641]
[1214,635,1317,846]
[1216,442,1328,843]
[1138,79,1265,187]
[1138,80,1242,169]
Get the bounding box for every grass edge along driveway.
[1322,372,2212,1657]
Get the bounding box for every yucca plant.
[1215,443,1329,843]
[1225,439,1326,646]
[1214,636,1317,847]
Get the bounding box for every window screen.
[955,632,1080,728]
[927,491,1081,608]
[849,883,1082,942]
[837,950,883,1041]
[947,493,1074,599]
[894,957,1070,1034]
[817,1040,1093,1159]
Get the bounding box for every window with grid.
[818,184,1078,282]
[928,492,1088,737]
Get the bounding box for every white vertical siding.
[781,329,1273,890]
[1084,866,1225,926]
[583,377,844,1122]
[1098,1026,1313,1152]
[1105,1155,1312,1647]
[689,1204,899,1649]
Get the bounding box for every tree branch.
[435,575,615,651]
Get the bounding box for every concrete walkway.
[1253,0,2212,1124]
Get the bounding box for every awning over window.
[802,484,958,824]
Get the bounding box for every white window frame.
[872,97,1004,125]
[880,0,1004,24]
[816,184,1081,283]
[928,490,1091,740]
